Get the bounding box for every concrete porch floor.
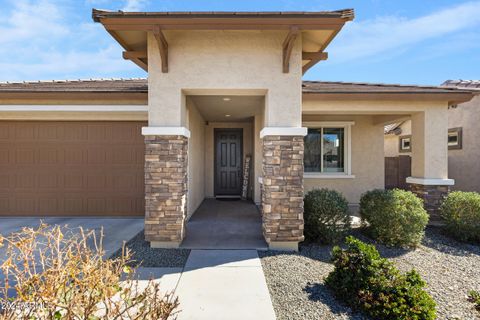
[180,199,268,250]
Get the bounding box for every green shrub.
[304,188,350,244]
[440,191,480,243]
[359,189,428,248]
[468,290,480,313]
[325,236,436,320]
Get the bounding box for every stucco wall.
[187,100,206,218]
[254,111,264,204]
[448,94,480,191]
[384,121,411,157]
[147,30,303,127]
[204,122,254,198]
[302,115,385,204]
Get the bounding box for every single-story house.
[0,9,475,251]
[385,80,480,192]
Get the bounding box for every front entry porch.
[180,199,267,249]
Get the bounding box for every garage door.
[0,121,146,216]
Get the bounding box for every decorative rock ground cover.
[259,227,480,320]
[110,230,190,268]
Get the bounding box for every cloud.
[122,0,149,11]
[0,0,144,81]
[328,1,480,63]
[0,0,68,45]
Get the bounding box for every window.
[303,122,353,177]
[399,135,411,153]
[448,127,462,150]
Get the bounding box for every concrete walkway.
[0,217,144,256]
[181,199,267,249]
[175,250,276,320]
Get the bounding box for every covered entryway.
[0,121,146,216]
[181,199,267,249]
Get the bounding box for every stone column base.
[150,241,182,249]
[262,134,305,251]
[268,241,299,251]
[408,180,451,225]
[144,134,188,245]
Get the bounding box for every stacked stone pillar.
[261,133,305,251]
[408,182,450,225]
[143,133,188,248]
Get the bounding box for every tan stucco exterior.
[384,121,411,157]
[384,94,480,191]
[302,115,384,204]
[305,98,450,181]
[187,99,206,218]
[448,94,480,191]
[147,30,303,128]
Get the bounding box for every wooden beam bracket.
[282,26,300,73]
[302,51,328,74]
[122,51,147,60]
[153,25,169,73]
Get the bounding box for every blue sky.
[0,0,479,85]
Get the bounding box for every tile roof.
[0,78,148,92]
[0,78,472,94]
[303,81,471,94]
[92,9,355,22]
[442,80,480,91]
[384,122,404,134]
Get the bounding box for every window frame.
[448,127,462,150]
[398,135,412,153]
[303,121,354,179]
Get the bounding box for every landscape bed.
[259,227,480,320]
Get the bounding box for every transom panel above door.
[214,128,243,197]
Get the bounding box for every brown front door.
[214,129,243,196]
[0,121,146,216]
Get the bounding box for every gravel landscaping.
[110,230,190,268]
[259,227,480,320]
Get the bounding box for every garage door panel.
[0,121,146,216]
[16,149,35,164]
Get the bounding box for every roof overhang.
[303,92,475,105]
[92,9,354,74]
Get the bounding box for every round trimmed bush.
[304,188,350,244]
[440,191,480,243]
[359,189,428,248]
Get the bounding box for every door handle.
[238,169,242,178]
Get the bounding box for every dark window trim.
[448,127,463,150]
[399,135,412,153]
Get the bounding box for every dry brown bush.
[0,223,179,319]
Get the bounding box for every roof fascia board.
[302,92,474,104]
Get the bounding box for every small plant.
[441,191,480,243]
[0,224,179,320]
[468,290,480,313]
[304,188,350,244]
[359,189,429,248]
[325,236,436,320]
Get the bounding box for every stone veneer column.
[143,129,189,248]
[408,182,450,225]
[261,129,306,251]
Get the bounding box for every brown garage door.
[0,121,146,216]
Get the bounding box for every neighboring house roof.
[384,122,404,135]
[442,80,480,91]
